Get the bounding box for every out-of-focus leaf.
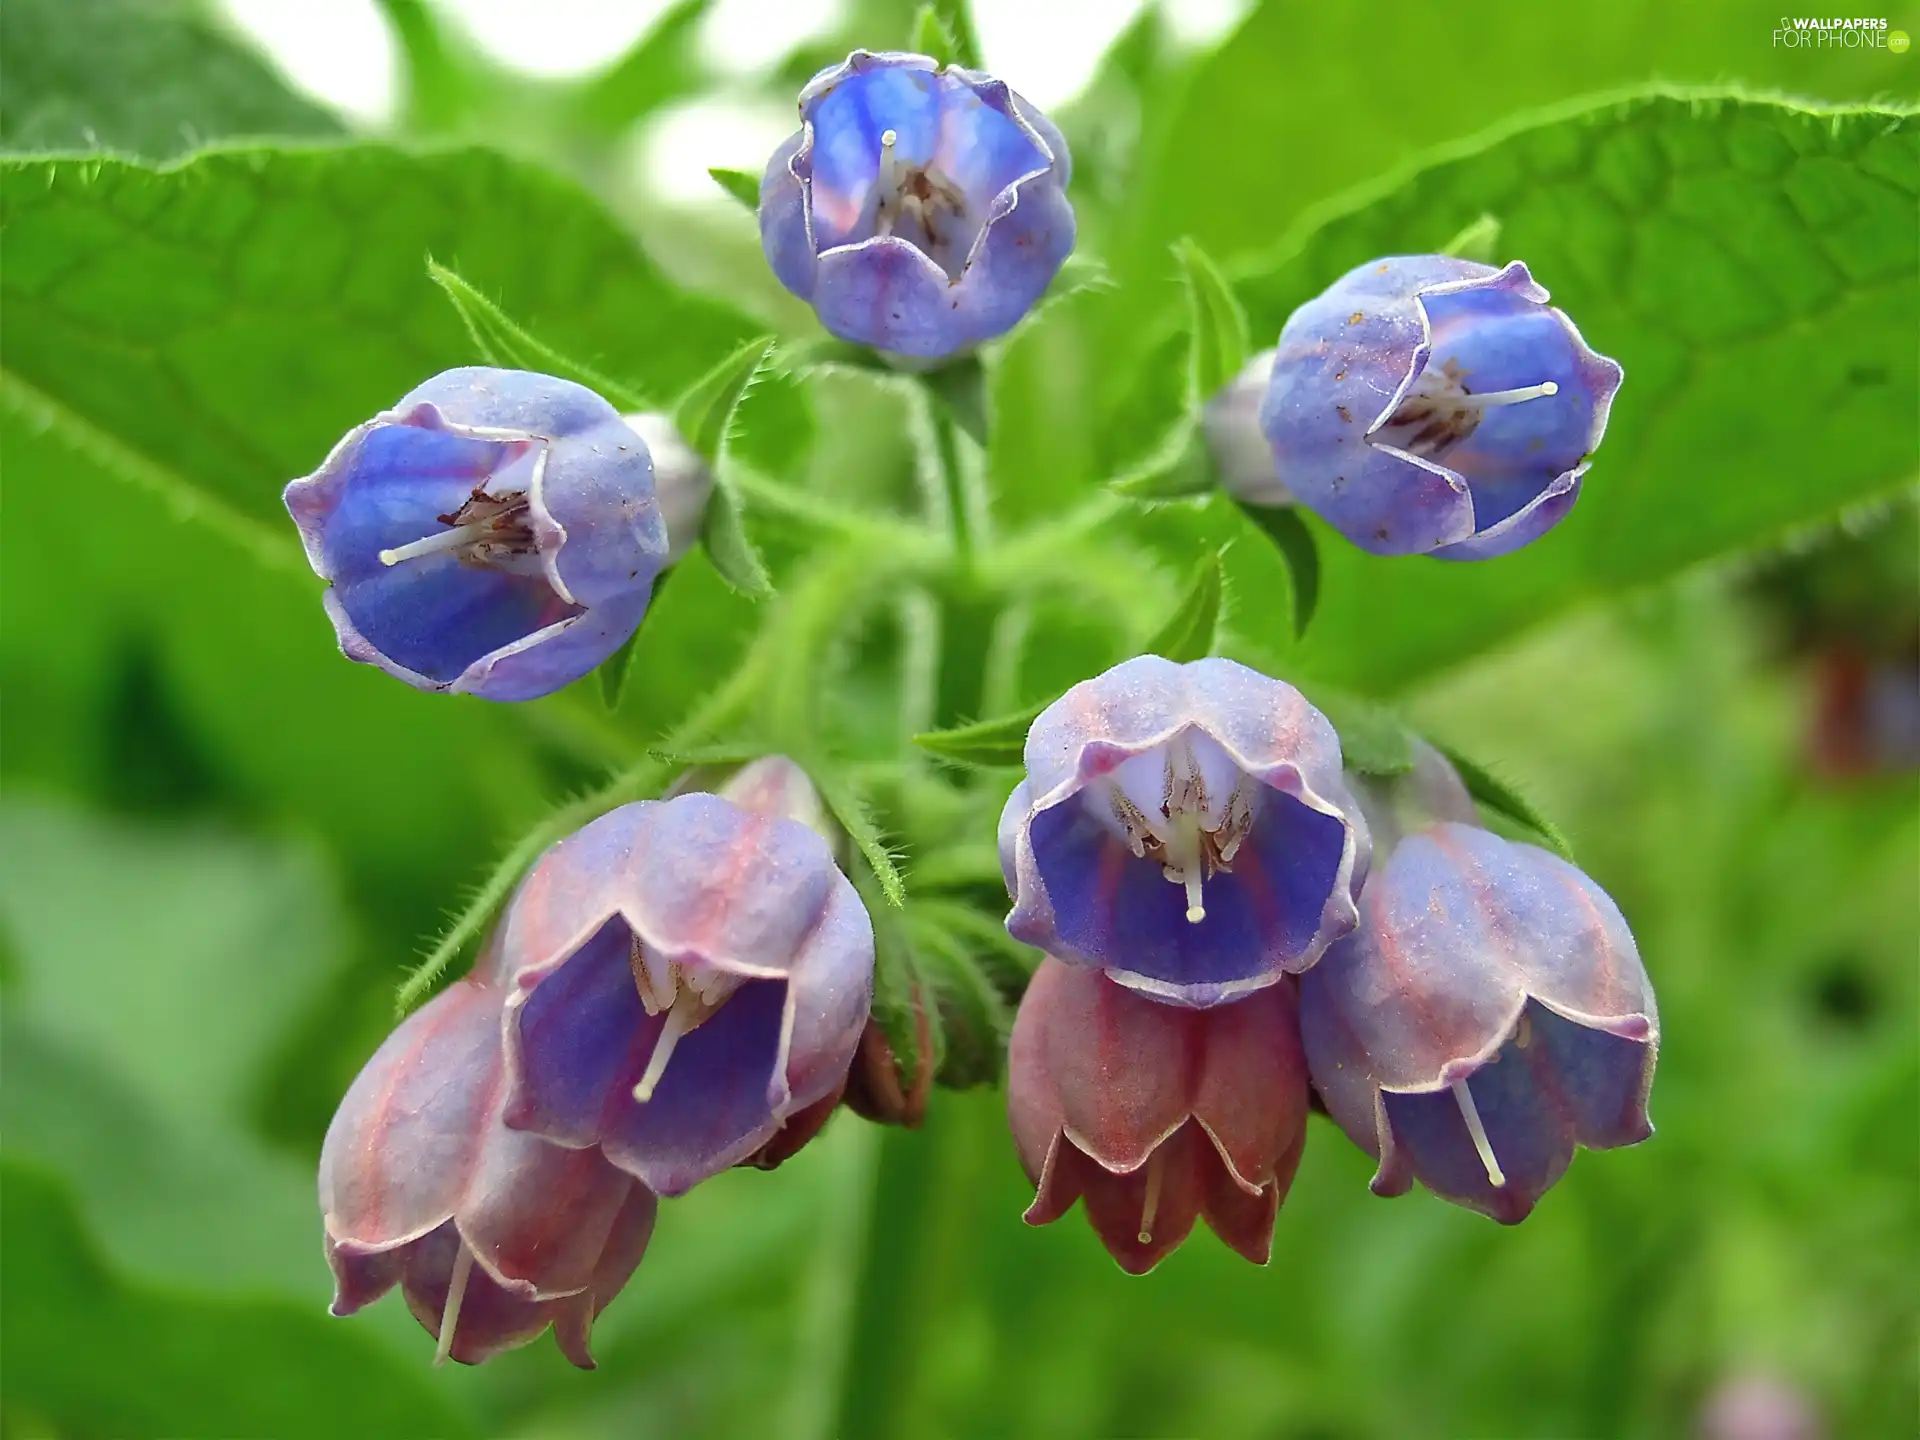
[426,259,649,409]
[569,0,712,135]
[1143,549,1224,662]
[1237,502,1320,637]
[921,355,989,448]
[2,1159,473,1438]
[1437,742,1575,859]
[1175,237,1250,405]
[0,0,341,159]
[1441,211,1502,262]
[910,5,961,67]
[702,479,774,598]
[922,0,982,69]
[1109,418,1214,500]
[710,164,762,210]
[1225,94,1919,692]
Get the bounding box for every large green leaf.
[1119,0,1915,295]
[0,145,786,529]
[0,0,341,159]
[3,1158,473,1439]
[1172,94,1919,692]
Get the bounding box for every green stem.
[931,401,973,567]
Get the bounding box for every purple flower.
[1000,656,1368,1007]
[1298,752,1658,1223]
[759,50,1074,360]
[498,760,874,1196]
[320,966,656,1368]
[1253,257,1623,560]
[284,367,667,701]
[1008,957,1311,1274]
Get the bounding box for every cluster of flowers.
[291,50,1654,1363]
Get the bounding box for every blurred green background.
[2,1,1915,1436]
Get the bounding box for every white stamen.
[633,988,701,1103]
[378,517,498,567]
[1136,1149,1166,1245]
[1183,872,1206,925]
[434,1242,475,1367]
[1459,380,1558,408]
[1451,1077,1506,1188]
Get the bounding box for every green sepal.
[1142,549,1224,662]
[1237,501,1320,638]
[1437,744,1575,859]
[425,259,648,410]
[708,165,760,211]
[1174,236,1251,407]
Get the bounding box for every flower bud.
[1299,762,1658,1223]
[999,655,1369,1007]
[1254,257,1623,560]
[319,972,656,1368]
[759,50,1075,361]
[497,778,874,1196]
[1008,958,1310,1273]
[284,367,667,700]
[1202,349,1291,507]
[621,411,712,565]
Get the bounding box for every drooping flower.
[284,367,667,701]
[1000,655,1368,1007]
[1008,957,1310,1274]
[1252,257,1624,560]
[320,959,656,1368]
[1298,746,1658,1223]
[759,50,1075,360]
[498,758,874,1196]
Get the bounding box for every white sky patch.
[221,0,396,126]
[439,0,677,79]
[701,0,844,76]
[633,96,796,206]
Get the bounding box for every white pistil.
[1136,1149,1166,1246]
[378,517,501,567]
[1457,379,1558,408]
[633,989,701,1103]
[1451,1077,1506,1189]
[434,1242,475,1368]
[1105,740,1255,927]
[876,128,902,236]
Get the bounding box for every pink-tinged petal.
[1189,978,1311,1189]
[399,1223,564,1367]
[1015,959,1194,1172]
[319,977,502,1255]
[457,1124,636,1298]
[552,1182,661,1369]
[1047,1125,1208,1276]
[325,1236,406,1316]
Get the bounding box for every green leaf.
[814,768,908,909]
[2,1159,473,1438]
[921,355,990,448]
[911,5,960,67]
[906,914,1011,1089]
[913,704,1040,768]
[1436,743,1575,859]
[1120,0,1914,304]
[918,0,982,69]
[569,0,713,135]
[709,164,761,210]
[426,258,648,409]
[599,627,642,709]
[702,478,774,598]
[1440,211,1502,263]
[1237,94,1920,692]
[1108,419,1215,499]
[0,0,341,159]
[671,335,779,597]
[1175,236,1251,405]
[675,334,776,465]
[1308,687,1415,776]
[1237,501,1320,637]
[1142,549,1224,662]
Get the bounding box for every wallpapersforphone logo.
[1772,16,1909,49]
